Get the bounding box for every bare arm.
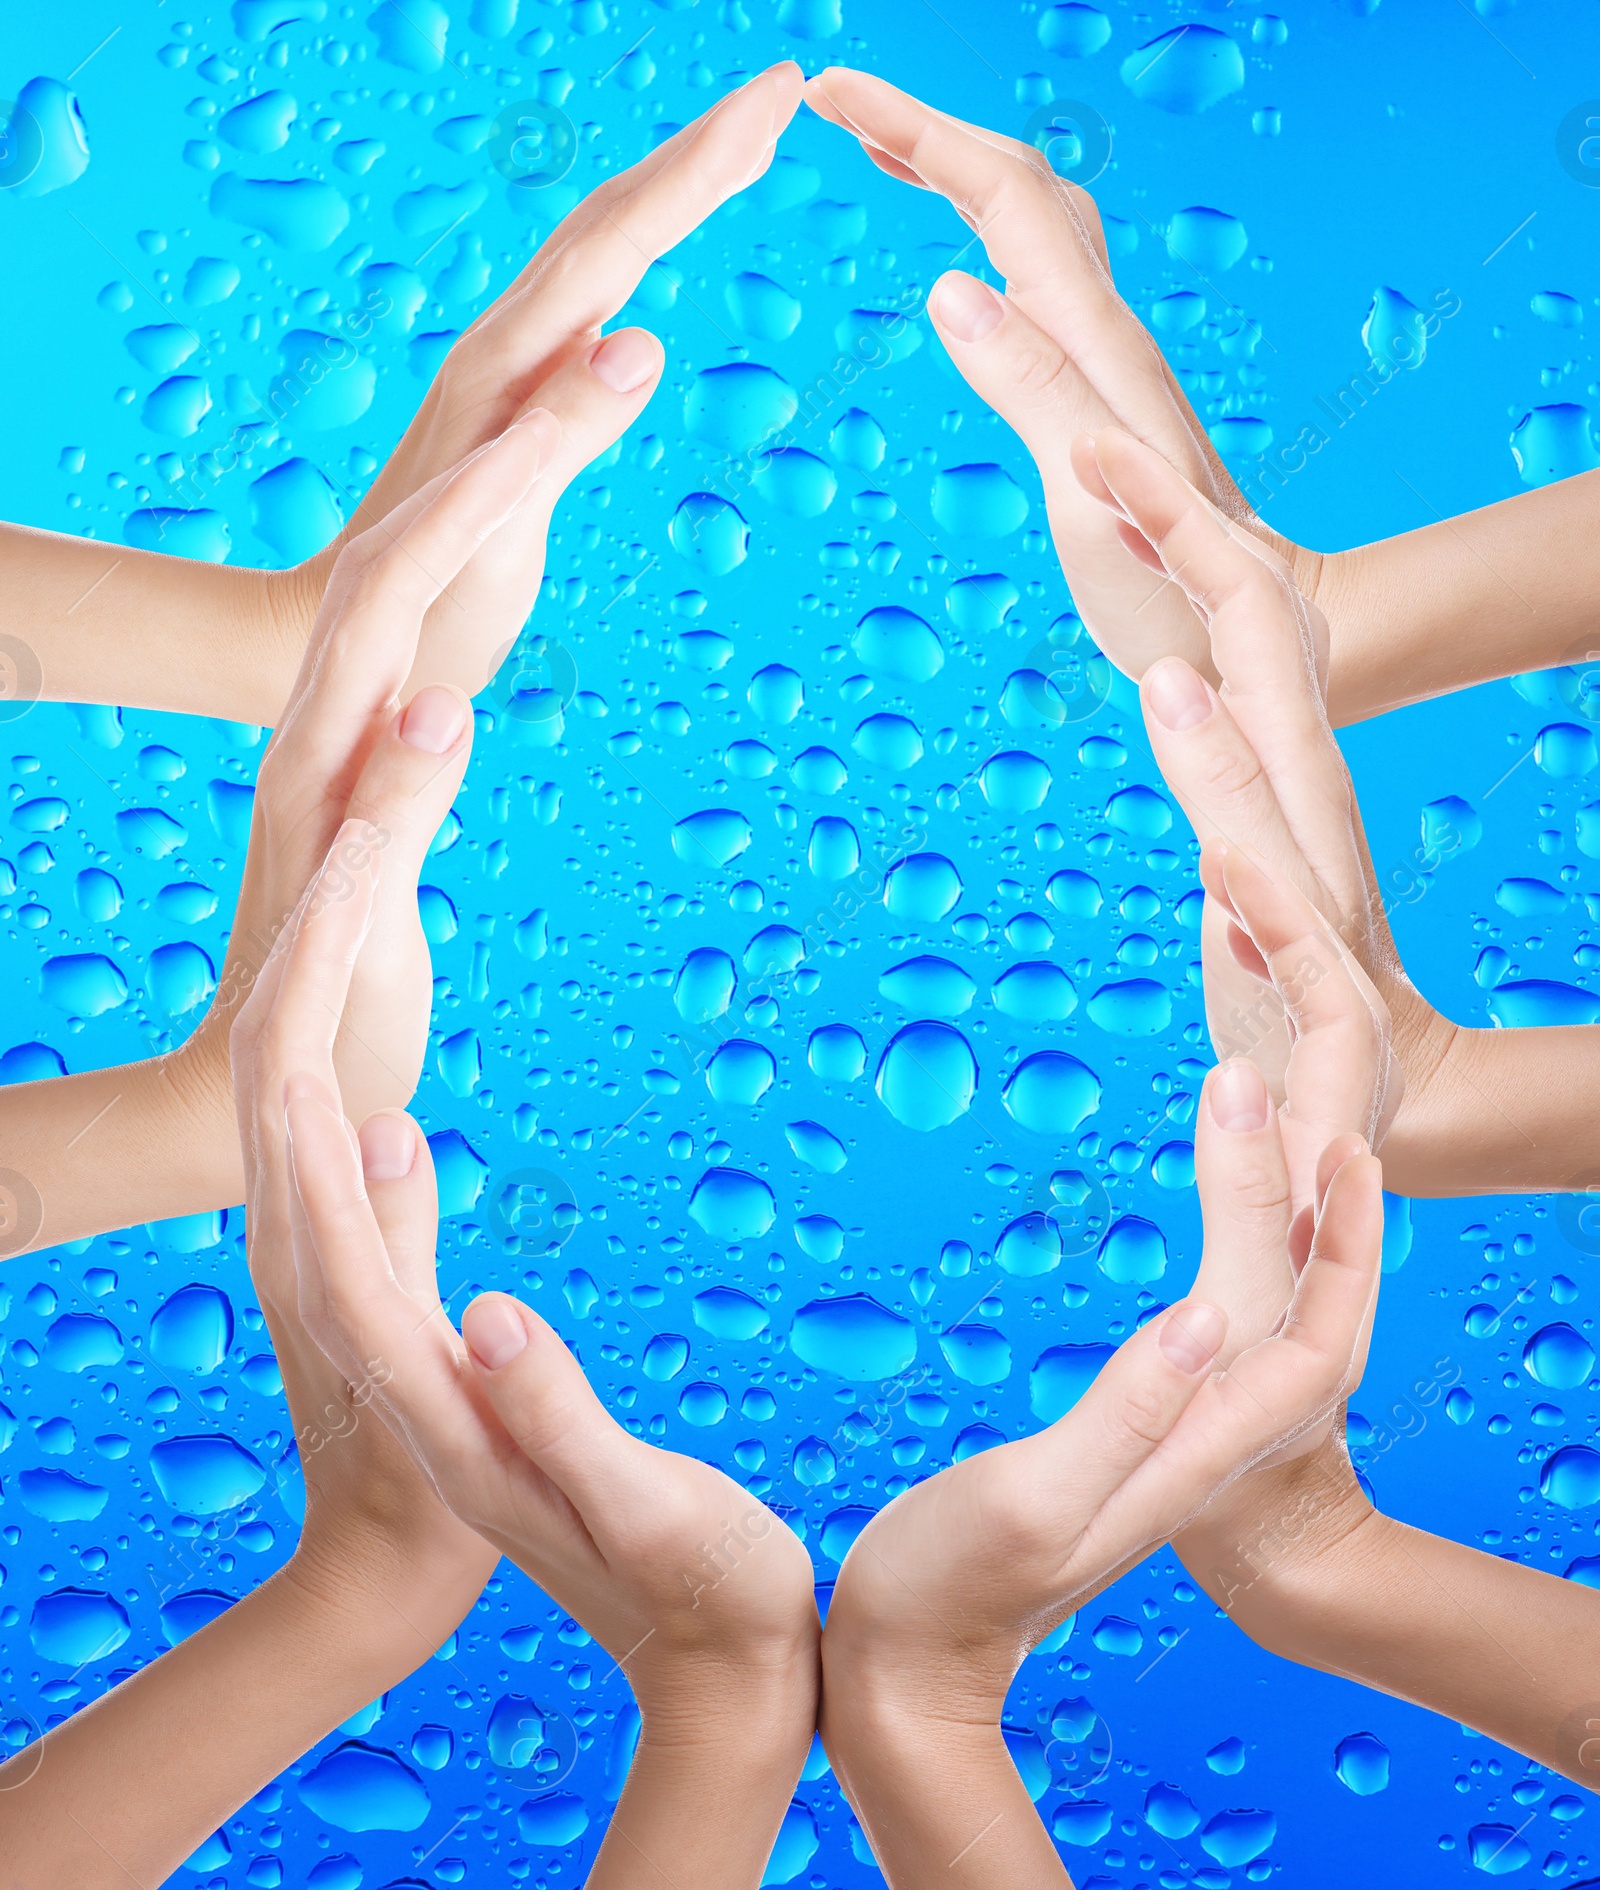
[1177,1441,1600,1789]
[1313,470,1600,725]
[0,1540,475,1885]
[0,519,308,726]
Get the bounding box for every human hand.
[262,837,819,1882]
[820,1098,1382,1887]
[228,426,548,1627]
[1073,426,1468,1197]
[801,67,1321,702]
[285,62,804,706]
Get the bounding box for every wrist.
[1173,1449,1386,1658]
[635,1647,818,1759]
[279,1522,487,1679]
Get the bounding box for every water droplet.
[1121,24,1244,113]
[1541,1445,1600,1508]
[1524,1322,1595,1388]
[148,1433,266,1514]
[786,1119,848,1172]
[685,362,798,452]
[1002,1051,1100,1133]
[1099,1215,1167,1284]
[808,1024,867,1081]
[852,605,944,683]
[669,493,749,576]
[808,814,861,879]
[674,947,737,1024]
[884,851,962,920]
[930,462,1029,538]
[979,749,1052,812]
[879,954,976,1016]
[875,1021,978,1130]
[852,711,923,769]
[993,960,1077,1022]
[791,1294,916,1379]
[1334,1731,1391,1795]
[1087,977,1172,1036]
[150,1285,234,1374]
[688,1167,776,1240]
[672,807,752,868]
[299,1742,432,1833]
[707,1039,776,1105]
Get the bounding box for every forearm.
[1194,1504,1600,1787]
[1383,1020,1600,1197]
[823,1703,1069,1888]
[597,1705,814,1890]
[0,1547,465,1885]
[0,1045,238,1257]
[0,521,311,725]
[1311,470,1600,726]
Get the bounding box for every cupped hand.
[255,826,819,1775]
[290,61,805,704]
[1074,426,1462,1194]
[801,66,1319,693]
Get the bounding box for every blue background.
[2,0,1599,1883]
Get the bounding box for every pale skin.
[269,837,821,1888]
[0,431,819,1886]
[822,852,1391,1887]
[0,63,806,1259]
[1074,428,1600,1796]
[800,66,1600,727]
[1069,426,1600,1200]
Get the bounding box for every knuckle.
[1195,738,1265,803]
[1111,1382,1174,1453]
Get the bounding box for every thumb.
[461,1293,629,1493]
[406,328,664,701]
[927,269,1108,467]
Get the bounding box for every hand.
[187,401,609,1190]
[801,67,1320,701]
[227,429,566,1628]
[290,61,804,706]
[259,837,819,1885]
[821,1119,1382,1882]
[1074,427,1470,1197]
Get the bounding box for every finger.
[457,64,803,379]
[1141,657,1322,898]
[1219,845,1398,1172]
[461,1294,636,1497]
[286,1081,486,1473]
[344,684,474,879]
[283,408,558,757]
[407,331,665,699]
[1026,1296,1227,1515]
[1188,1059,1295,1359]
[924,272,1211,681]
[1086,1153,1383,1551]
[357,1110,442,1307]
[1091,429,1355,888]
[803,70,1177,437]
[243,820,379,1092]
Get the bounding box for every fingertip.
[359,1109,419,1183]
[1158,1298,1227,1375]
[462,1292,532,1373]
[1206,1057,1271,1134]
[929,269,1003,344]
[589,326,663,396]
[398,683,471,755]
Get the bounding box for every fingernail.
[590,329,659,394]
[359,1113,417,1182]
[399,686,467,755]
[932,271,1004,344]
[463,1294,528,1371]
[1159,1300,1227,1375]
[1145,658,1215,732]
[1209,1058,1271,1133]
